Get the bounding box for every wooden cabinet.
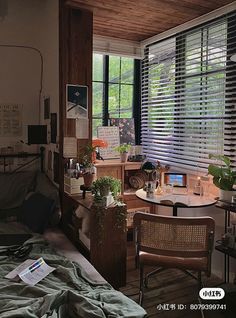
[90,204,127,289]
[61,193,127,289]
[95,160,142,195]
[96,164,122,180]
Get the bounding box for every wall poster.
[66,84,88,119]
[0,104,22,137]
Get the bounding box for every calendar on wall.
[0,104,23,137]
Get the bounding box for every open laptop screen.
[164,173,187,187]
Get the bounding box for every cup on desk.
[200,176,210,197]
[146,181,155,198]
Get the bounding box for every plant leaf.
[208,164,222,177]
[209,154,230,167]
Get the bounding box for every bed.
[0,165,147,317]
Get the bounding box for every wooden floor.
[120,242,227,318]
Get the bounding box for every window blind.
[141,12,236,174]
[93,35,143,59]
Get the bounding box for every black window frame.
[92,54,141,144]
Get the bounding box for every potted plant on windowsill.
[208,154,236,201]
[114,144,131,163]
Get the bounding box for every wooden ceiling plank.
[93,18,174,33]
[70,0,235,41]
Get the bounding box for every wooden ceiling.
[67,0,235,41]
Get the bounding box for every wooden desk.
[135,189,216,216]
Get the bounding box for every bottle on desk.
[193,177,202,195]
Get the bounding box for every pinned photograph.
[66,84,88,119]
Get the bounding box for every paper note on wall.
[97,126,120,159]
[0,104,23,137]
[63,137,77,158]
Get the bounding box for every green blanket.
[0,223,146,318]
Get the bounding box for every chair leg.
[135,254,139,269]
[139,265,144,305]
[197,273,205,318]
[198,271,203,290]
[144,267,164,288]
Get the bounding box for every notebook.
[0,234,32,246]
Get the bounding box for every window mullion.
[103,55,109,126]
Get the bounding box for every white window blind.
[141,12,236,174]
[93,35,143,59]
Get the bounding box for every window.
[141,12,236,173]
[92,54,135,137]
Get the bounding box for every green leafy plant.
[79,145,95,169]
[114,143,131,153]
[92,203,127,244]
[91,176,121,201]
[208,154,236,190]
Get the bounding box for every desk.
[135,189,216,216]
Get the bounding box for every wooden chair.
[133,212,215,305]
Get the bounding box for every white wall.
[0,0,59,177]
[37,0,59,180]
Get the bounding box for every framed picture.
[110,118,135,145]
[66,84,88,119]
[44,97,50,120]
[50,113,57,144]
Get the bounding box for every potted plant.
[208,154,236,201]
[114,143,131,162]
[91,176,121,202]
[79,145,96,188]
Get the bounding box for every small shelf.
[215,244,236,259]
[216,201,236,213]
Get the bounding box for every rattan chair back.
[134,212,215,258]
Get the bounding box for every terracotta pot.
[120,152,129,163]
[83,173,95,188]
